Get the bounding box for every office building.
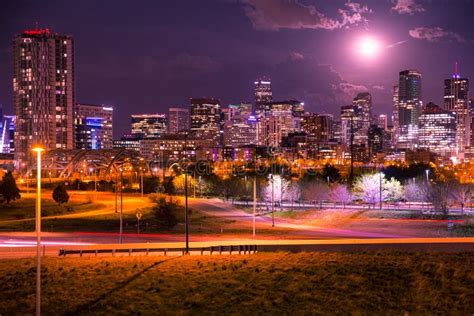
[418,102,456,157]
[254,78,272,113]
[377,114,388,131]
[168,107,189,134]
[352,92,372,144]
[131,114,167,139]
[301,113,333,142]
[13,28,74,167]
[443,65,469,154]
[190,98,221,146]
[74,103,113,149]
[396,69,423,149]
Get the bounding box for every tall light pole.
[90,167,97,192]
[32,146,44,316]
[271,174,275,227]
[119,168,124,244]
[425,169,430,182]
[379,164,383,210]
[183,132,189,254]
[140,168,144,197]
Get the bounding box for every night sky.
[1,0,473,138]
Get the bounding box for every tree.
[153,195,179,229]
[0,171,21,204]
[263,175,300,206]
[353,173,404,206]
[300,180,329,207]
[427,182,450,214]
[404,179,428,203]
[328,184,353,206]
[143,176,160,194]
[321,164,341,183]
[163,176,176,195]
[449,181,472,215]
[52,184,69,205]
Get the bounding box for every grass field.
[0,252,472,314]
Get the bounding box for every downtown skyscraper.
[444,65,469,155]
[254,78,272,113]
[13,28,75,167]
[395,69,422,149]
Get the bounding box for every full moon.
[357,36,381,58]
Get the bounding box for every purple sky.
[1,0,473,137]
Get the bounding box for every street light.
[32,146,44,316]
[184,133,189,254]
[90,167,97,191]
[425,169,430,182]
[119,168,124,244]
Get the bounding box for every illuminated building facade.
[352,92,372,145]
[443,66,469,155]
[168,107,189,134]
[397,69,422,149]
[223,103,257,147]
[301,113,333,142]
[254,78,272,113]
[418,102,456,157]
[377,114,388,131]
[13,28,75,167]
[74,103,113,149]
[131,114,167,139]
[190,98,221,146]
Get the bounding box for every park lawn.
[0,193,107,221]
[0,252,472,314]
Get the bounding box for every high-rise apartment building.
[419,102,456,157]
[443,65,469,155]
[13,28,75,167]
[340,105,364,147]
[190,98,221,146]
[168,107,189,134]
[301,113,333,142]
[392,85,399,144]
[131,114,167,139]
[396,69,422,149]
[74,103,113,150]
[254,78,272,113]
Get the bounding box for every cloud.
[409,27,466,43]
[241,0,371,31]
[372,85,385,91]
[268,55,368,110]
[391,0,425,15]
[289,52,304,60]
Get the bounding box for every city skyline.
[1,0,474,138]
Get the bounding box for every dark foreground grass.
[0,252,473,315]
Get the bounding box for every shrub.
[52,184,69,205]
[0,171,21,204]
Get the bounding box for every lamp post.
[379,164,384,210]
[119,168,124,244]
[270,174,275,227]
[32,146,44,316]
[183,132,189,254]
[425,169,430,182]
[140,168,144,197]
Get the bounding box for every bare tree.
[404,179,428,203]
[427,182,450,215]
[328,184,353,208]
[449,181,472,215]
[300,181,329,208]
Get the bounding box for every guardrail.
[58,245,258,257]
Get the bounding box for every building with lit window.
[13,28,74,167]
[131,114,167,139]
[301,113,333,142]
[190,98,221,146]
[254,78,272,113]
[74,103,113,149]
[352,92,372,145]
[444,66,469,155]
[418,102,456,158]
[396,69,423,149]
[377,114,388,131]
[113,134,141,152]
[168,107,189,134]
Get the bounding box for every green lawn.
[0,252,472,314]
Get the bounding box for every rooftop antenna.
[455,61,459,76]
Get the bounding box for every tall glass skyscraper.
[13,28,75,167]
[254,78,272,113]
[396,69,422,149]
[444,65,469,155]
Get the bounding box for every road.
[0,195,471,258]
